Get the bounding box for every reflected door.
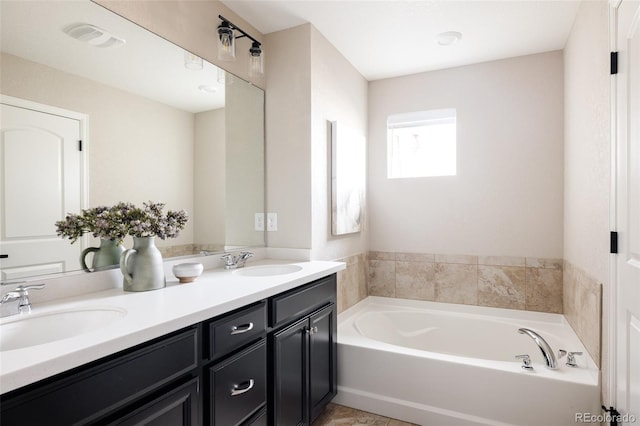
[0,100,84,280]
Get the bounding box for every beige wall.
[1,52,195,249]
[310,27,369,260]
[264,25,313,250]
[225,75,265,247]
[368,52,564,259]
[194,108,225,245]
[563,2,610,286]
[263,24,369,260]
[562,0,610,401]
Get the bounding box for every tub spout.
[518,328,557,369]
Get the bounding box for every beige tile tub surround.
[478,265,526,310]
[563,260,602,367]
[367,251,563,314]
[336,253,368,314]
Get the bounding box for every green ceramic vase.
[120,236,166,292]
[80,238,124,272]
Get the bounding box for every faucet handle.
[15,283,46,293]
[239,251,253,261]
[2,283,45,300]
[566,351,583,368]
[515,354,533,371]
[558,349,583,367]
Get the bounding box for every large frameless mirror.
[0,0,265,281]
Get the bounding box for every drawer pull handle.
[230,322,254,335]
[230,378,255,396]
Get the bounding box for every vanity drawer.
[270,274,336,327]
[208,339,266,426]
[206,301,267,360]
[0,327,198,426]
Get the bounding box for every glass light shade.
[184,51,203,70]
[248,43,263,78]
[217,67,226,84]
[217,25,235,61]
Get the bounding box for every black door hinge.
[78,140,83,151]
[611,52,618,75]
[610,231,618,254]
[602,406,621,426]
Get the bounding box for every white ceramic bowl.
[172,262,204,283]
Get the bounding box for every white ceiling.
[221,0,582,81]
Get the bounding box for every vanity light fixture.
[248,41,264,78]
[217,19,236,61]
[217,15,264,77]
[184,51,204,70]
[63,23,125,48]
[217,67,226,84]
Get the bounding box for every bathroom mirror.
[0,0,265,280]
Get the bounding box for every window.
[387,108,456,178]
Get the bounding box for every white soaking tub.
[333,296,600,426]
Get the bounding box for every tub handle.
[515,354,533,371]
[558,349,583,367]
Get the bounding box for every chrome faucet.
[518,327,557,369]
[221,251,253,269]
[1,283,46,317]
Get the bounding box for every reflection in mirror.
[0,0,265,281]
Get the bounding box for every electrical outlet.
[267,212,278,231]
[254,213,265,231]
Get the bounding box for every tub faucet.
[518,328,557,369]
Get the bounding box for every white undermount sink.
[0,306,127,352]
[233,264,303,277]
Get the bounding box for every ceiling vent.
[63,23,126,48]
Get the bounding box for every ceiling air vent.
[63,23,125,48]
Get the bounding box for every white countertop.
[0,259,345,395]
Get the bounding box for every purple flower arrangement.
[56,201,189,243]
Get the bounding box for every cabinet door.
[309,304,337,422]
[108,378,200,426]
[272,317,309,426]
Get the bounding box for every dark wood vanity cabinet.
[270,275,338,426]
[0,273,337,426]
[0,327,200,426]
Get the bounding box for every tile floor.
[312,403,417,426]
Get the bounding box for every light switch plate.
[267,213,277,231]
[254,213,264,231]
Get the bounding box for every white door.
[0,100,85,280]
[614,0,640,421]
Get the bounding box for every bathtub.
[333,296,600,426]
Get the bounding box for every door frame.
[0,94,90,248]
[608,0,640,413]
[608,0,619,407]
